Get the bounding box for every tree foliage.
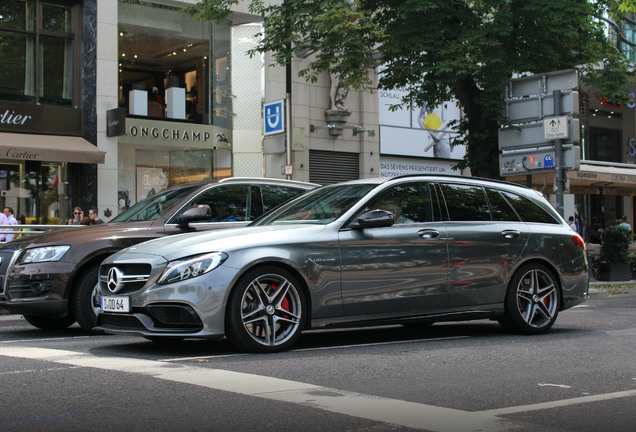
[188,0,636,178]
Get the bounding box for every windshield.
[255,183,376,225]
[110,185,200,222]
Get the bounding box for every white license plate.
[101,296,130,313]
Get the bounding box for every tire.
[71,265,102,333]
[225,266,307,353]
[499,263,560,335]
[23,314,75,330]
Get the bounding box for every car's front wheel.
[226,266,306,353]
[71,265,102,333]
[499,263,560,334]
[23,314,75,330]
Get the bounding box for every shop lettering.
[0,110,32,125]
[628,137,635,157]
[5,147,39,159]
[576,172,597,179]
[128,126,211,142]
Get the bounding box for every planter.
[597,262,631,281]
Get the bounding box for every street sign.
[505,69,578,98]
[506,91,578,123]
[264,100,285,136]
[500,144,580,176]
[543,116,569,139]
[498,118,579,150]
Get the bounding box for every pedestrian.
[618,215,632,232]
[0,210,8,242]
[68,207,83,225]
[3,207,18,241]
[568,216,577,232]
[88,208,104,224]
[16,214,28,238]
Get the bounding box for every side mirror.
[177,205,212,227]
[349,209,395,230]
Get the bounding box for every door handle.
[418,229,440,239]
[501,229,520,239]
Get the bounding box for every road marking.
[160,336,469,362]
[2,347,635,432]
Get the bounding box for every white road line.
[481,389,636,416]
[160,335,469,362]
[2,347,635,432]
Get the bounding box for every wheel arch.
[508,257,564,309]
[67,251,117,298]
[225,260,313,330]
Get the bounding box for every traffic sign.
[505,69,578,98]
[500,145,580,176]
[543,116,569,139]
[264,100,285,136]
[506,91,578,123]
[498,118,579,150]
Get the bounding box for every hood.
[119,224,328,261]
[0,221,155,250]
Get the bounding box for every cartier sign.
[0,101,82,136]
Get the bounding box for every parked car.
[0,178,318,332]
[96,175,589,353]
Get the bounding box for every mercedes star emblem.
[106,267,123,292]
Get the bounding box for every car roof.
[170,177,320,190]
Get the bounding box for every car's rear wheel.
[23,314,75,330]
[71,265,102,333]
[226,266,306,353]
[499,263,560,334]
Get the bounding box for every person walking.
[68,207,83,225]
[88,208,104,224]
[3,207,18,241]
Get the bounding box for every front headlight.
[21,246,71,264]
[158,252,228,285]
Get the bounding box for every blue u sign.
[264,100,285,136]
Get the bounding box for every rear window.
[500,191,560,224]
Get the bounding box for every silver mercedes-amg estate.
[96,175,589,352]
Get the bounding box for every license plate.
[101,296,130,313]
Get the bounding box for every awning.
[0,132,105,164]
[505,162,636,196]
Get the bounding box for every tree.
[188,0,636,178]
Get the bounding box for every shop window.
[118,1,228,125]
[0,0,77,106]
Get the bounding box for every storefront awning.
[506,162,636,196]
[0,132,105,164]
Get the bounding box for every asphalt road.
[0,286,635,432]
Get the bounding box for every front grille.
[0,249,20,296]
[98,313,146,329]
[146,304,202,329]
[99,263,152,294]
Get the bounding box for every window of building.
[118,0,230,125]
[0,0,78,106]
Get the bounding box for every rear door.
[437,183,529,308]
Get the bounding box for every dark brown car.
[0,178,317,332]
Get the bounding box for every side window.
[180,185,250,222]
[260,185,308,216]
[366,183,433,224]
[486,188,521,222]
[439,184,491,221]
[499,191,560,224]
